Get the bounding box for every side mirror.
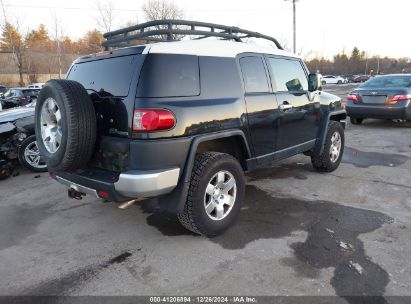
[308,73,322,92]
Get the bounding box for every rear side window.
[137,54,200,98]
[67,55,140,97]
[239,56,270,93]
[268,58,308,92]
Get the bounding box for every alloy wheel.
[329,131,342,163]
[40,97,62,153]
[204,170,237,221]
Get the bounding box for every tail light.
[18,95,25,100]
[386,94,411,104]
[132,109,176,132]
[347,94,360,103]
[97,190,110,199]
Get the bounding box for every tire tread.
[177,152,243,236]
[311,121,344,172]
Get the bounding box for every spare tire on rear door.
[35,79,96,172]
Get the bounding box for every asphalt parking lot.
[0,84,410,300]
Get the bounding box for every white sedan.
[321,75,347,85]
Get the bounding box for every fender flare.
[182,129,251,183]
[159,129,251,213]
[314,109,347,154]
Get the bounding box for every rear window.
[67,55,141,97]
[137,54,200,98]
[361,76,411,88]
[22,89,39,96]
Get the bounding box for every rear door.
[239,55,280,156]
[266,56,320,150]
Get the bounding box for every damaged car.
[0,103,47,179]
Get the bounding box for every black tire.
[177,152,245,237]
[18,135,48,172]
[321,80,326,85]
[350,117,363,125]
[0,161,13,180]
[35,80,96,171]
[311,121,345,172]
[337,80,342,84]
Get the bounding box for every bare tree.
[0,0,25,86]
[142,0,184,21]
[95,0,116,33]
[50,11,64,78]
[142,0,184,40]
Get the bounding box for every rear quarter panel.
[132,56,249,141]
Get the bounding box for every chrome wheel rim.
[24,141,47,169]
[329,131,342,163]
[40,98,62,153]
[204,170,237,221]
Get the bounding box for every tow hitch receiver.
[68,188,86,200]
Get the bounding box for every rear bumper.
[114,168,180,197]
[346,101,411,120]
[54,167,180,202]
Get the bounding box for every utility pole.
[376,57,380,75]
[285,0,298,53]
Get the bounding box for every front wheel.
[311,121,345,172]
[178,152,245,237]
[18,135,48,172]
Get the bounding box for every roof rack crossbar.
[103,19,283,50]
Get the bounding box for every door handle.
[279,103,293,110]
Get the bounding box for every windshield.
[360,76,411,88]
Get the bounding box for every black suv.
[35,20,346,236]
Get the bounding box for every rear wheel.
[311,121,344,172]
[350,117,363,125]
[177,152,245,237]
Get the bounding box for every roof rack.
[102,19,283,50]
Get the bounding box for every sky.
[2,0,410,59]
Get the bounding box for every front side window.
[268,58,308,92]
[239,56,270,93]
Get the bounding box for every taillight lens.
[98,190,110,198]
[387,94,411,104]
[347,94,360,103]
[132,109,176,132]
[19,95,25,100]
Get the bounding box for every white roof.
[144,39,299,59]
